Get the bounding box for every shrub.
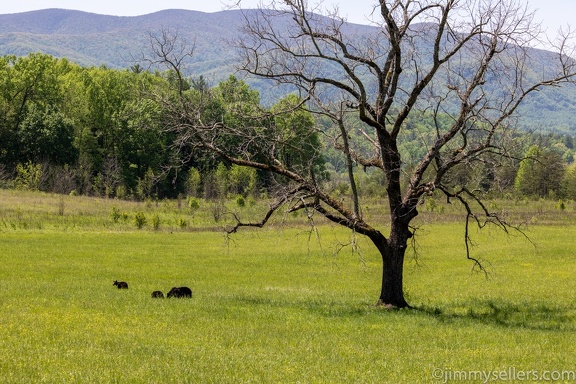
[177,218,188,228]
[116,185,126,200]
[134,212,147,229]
[188,197,200,211]
[110,207,121,223]
[15,162,42,191]
[152,214,161,230]
[426,197,437,212]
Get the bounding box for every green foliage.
[18,103,78,165]
[270,94,326,178]
[515,145,566,198]
[136,167,156,200]
[177,217,188,228]
[228,164,257,197]
[110,206,121,223]
[563,164,576,199]
[151,213,161,230]
[214,162,229,199]
[133,211,147,229]
[4,9,576,135]
[0,54,71,166]
[186,167,201,197]
[15,162,42,191]
[187,197,200,211]
[0,53,180,198]
[1,52,576,203]
[115,185,127,200]
[425,197,437,212]
[213,75,261,124]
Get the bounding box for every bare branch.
[437,184,535,274]
[225,185,305,234]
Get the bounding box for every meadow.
[0,189,575,383]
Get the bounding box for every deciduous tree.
[158,1,576,307]
[515,145,565,198]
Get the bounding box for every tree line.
[0,53,315,200]
[1,52,576,201]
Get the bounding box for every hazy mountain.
[1,8,576,134]
[0,9,243,78]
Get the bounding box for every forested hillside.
[0,9,239,81]
[1,9,576,133]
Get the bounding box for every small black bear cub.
[113,280,128,289]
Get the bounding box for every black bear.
[151,290,164,298]
[113,280,128,289]
[167,286,192,298]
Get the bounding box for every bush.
[152,214,161,230]
[425,197,437,212]
[110,207,121,223]
[177,218,188,228]
[134,212,147,229]
[15,162,42,191]
[188,197,200,211]
[116,185,127,200]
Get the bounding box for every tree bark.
[369,229,410,308]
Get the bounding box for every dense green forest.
[1,53,576,201]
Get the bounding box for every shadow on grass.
[228,294,575,331]
[411,300,576,331]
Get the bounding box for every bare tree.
[157,1,576,308]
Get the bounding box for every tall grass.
[0,189,575,382]
[2,189,575,233]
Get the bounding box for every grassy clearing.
[0,189,575,382]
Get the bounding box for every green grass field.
[0,190,575,383]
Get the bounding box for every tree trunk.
[370,229,410,308]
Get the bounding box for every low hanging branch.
[225,185,306,234]
[437,184,533,275]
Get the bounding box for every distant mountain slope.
[0,9,243,75]
[1,8,576,134]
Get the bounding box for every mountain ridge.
[0,8,246,73]
[0,8,231,34]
